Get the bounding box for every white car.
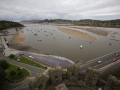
[29,56,34,59]
[98,61,102,64]
[17,59,21,62]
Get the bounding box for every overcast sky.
[0,0,120,21]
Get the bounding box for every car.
[115,54,119,57]
[29,56,34,59]
[112,58,117,62]
[17,59,21,62]
[98,61,102,64]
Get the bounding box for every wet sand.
[71,27,108,36]
[10,31,27,44]
[57,27,97,41]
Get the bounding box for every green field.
[9,56,47,69]
[6,64,30,81]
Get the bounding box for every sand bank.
[10,31,27,44]
[57,27,97,41]
[71,27,108,36]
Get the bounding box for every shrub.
[9,54,15,58]
[18,71,22,76]
[17,67,21,72]
[0,60,9,69]
[10,70,16,77]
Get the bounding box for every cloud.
[0,0,120,21]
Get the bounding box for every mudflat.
[10,31,27,44]
[57,27,97,41]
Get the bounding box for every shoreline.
[57,27,97,41]
[10,31,27,44]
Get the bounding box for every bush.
[0,69,6,85]
[0,60,9,69]
[17,67,21,72]
[10,70,16,77]
[9,54,15,58]
[18,71,22,76]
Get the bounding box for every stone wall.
[49,66,62,85]
[29,65,120,90]
[84,68,100,90]
[29,73,48,90]
[104,75,120,90]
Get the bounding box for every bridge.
[79,50,120,79]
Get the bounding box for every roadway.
[0,53,45,76]
[80,50,120,71]
[0,53,46,90]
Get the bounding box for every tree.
[18,70,22,76]
[0,60,9,69]
[10,70,16,77]
[9,54,15,58]
[0,69,6,85]
[17,67,21,72]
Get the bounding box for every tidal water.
[21,24,120,62]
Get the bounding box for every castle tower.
[49,66,62,85]
[29,73,48,90]
[104,75,120,90]
[84,68,99,90]
[67,65,80,81]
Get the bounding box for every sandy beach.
[57,27,97,41]
[10,31,27,44]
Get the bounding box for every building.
[29,65,120,90]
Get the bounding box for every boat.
[80,45,83,49]
[34,34,37,35]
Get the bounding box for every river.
[20,24,120,62]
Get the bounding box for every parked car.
[98,61,102,64]
[17,59,21,62]
[29,56,34,59]
[112,58,117,62]
[115,53,119,57]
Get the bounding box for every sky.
[0,0,120,21]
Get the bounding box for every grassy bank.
[9,55,47,69]
[6,64,30,81]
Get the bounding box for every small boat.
[34,34,37,35]
[80,45,83,49]
[69,37,71,39]
[46,35,48,36]
[53,36,56,38]
[109,43,112,45]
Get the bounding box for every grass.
[9,56,47,69]
[6,64,30,81]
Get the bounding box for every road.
[0,53,45,90]
[80,50,120,71]
[0,53,45,76]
